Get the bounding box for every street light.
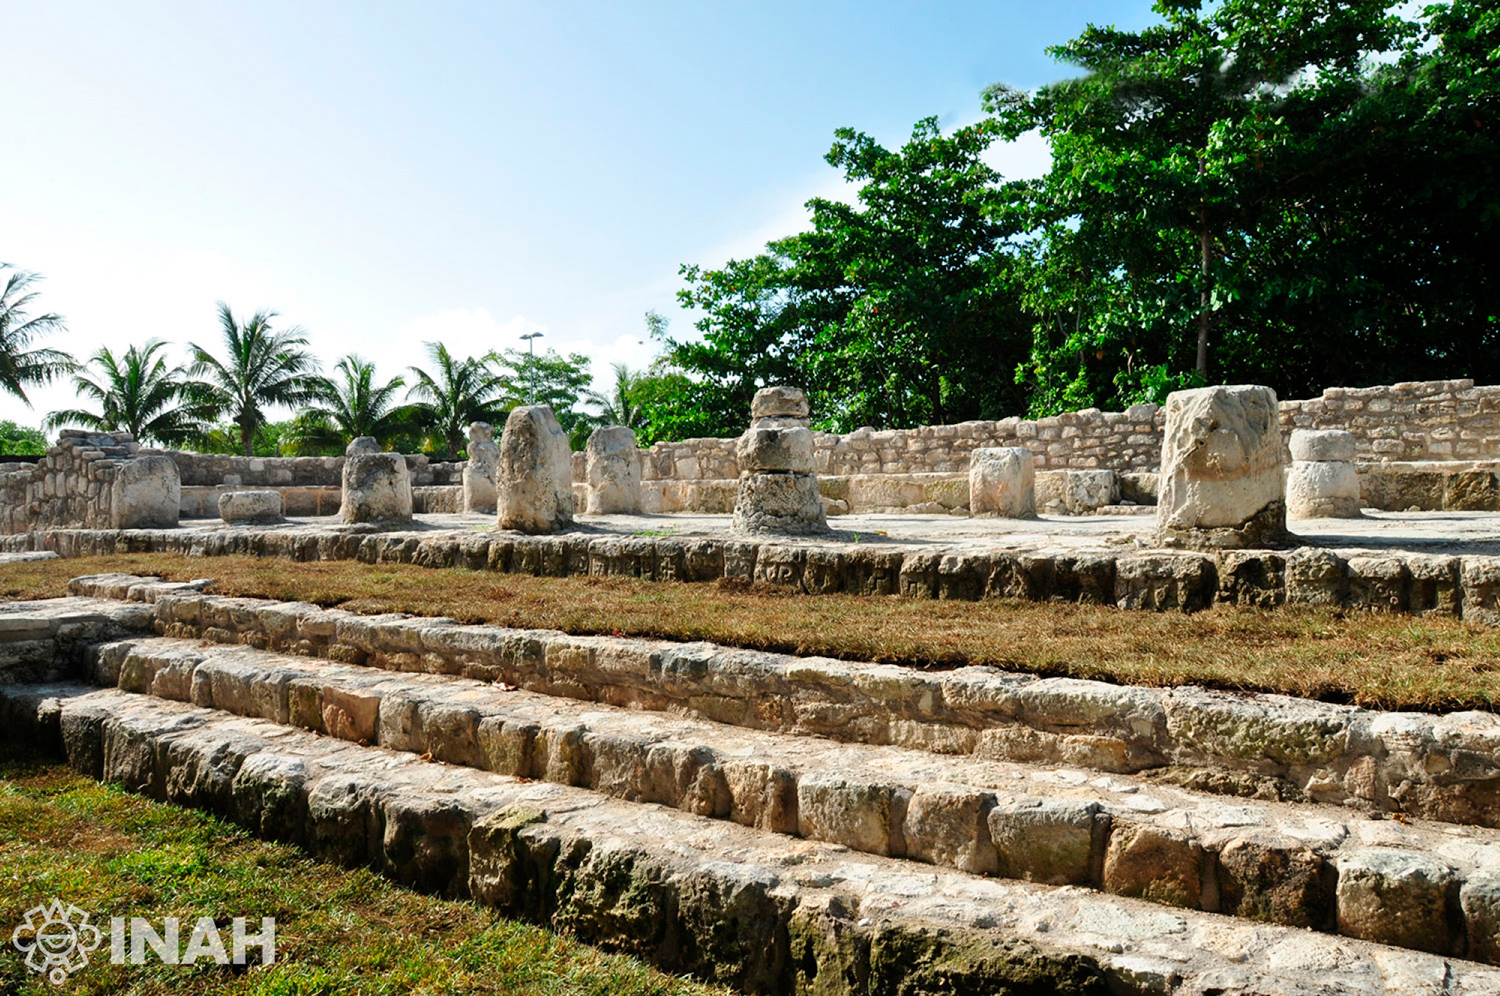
[519,332,544,404]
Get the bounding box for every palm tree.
[44,339,206,444]
[291,354,409,450]
[0,263,75,404]
[586,363,646,430]
[186,303,322,456]
[406,342,508,459]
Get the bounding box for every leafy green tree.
[586,363,647,431]
[489,347,597,449]
[407,342,508,459]
[291,354,411,452]
[44,339,207,445]
[0,420,47,455]
[186,304,323,457]
[672,117,1030,433]
[990,0,1422,411]
[0,263,74,404]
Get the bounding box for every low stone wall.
[160,451,463,488]
[0,431,170,534]
[180,485,343,518]
[1281,379,1500,462]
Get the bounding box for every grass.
[5,553,1500,712]
[0,743,727,996]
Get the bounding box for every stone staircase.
[2,575,1499,994]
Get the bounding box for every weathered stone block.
[1284,548,1348,606]
[737,426,814,474]
[969,447,1034,518]
[988,799,1102,885]
[903,783,996,875]
[733,473,827,535]
[1336,849,1460,955]
[1157,385,1288,549]
[585,425,643,514]
[498,406,574,533]
[1114,552,1215,612]
[1215,832,1335,929]
[1287,460,1360,519]
[750,386,809,423]
[340,438,413,526]
[1289,429,1356,463]
[112,455,180,529]
[1102,822,1203,909]
[218,490,283,524]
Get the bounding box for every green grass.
[6,552,1500,711]
[0,744,725,996]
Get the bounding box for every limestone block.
[1336,849,1460,955]
[340,437,413,526]
[969,447,1035,518]
[1284,548,1347,606]
[1156,385,1288,549]
[1102,822,1203,909]
[463,422,500,514]
[1215,833,1335,930]
[111,455,180,529]
[1289,428,1357,463]
[1037,469,1115,515]
[737,427,814,474]
[796,773,907,857]
[497,405,574,533]
[1286,461,1361,519]
[218,490,283,524]
[1461,872,1500,964]
[732,474,827,535]
[750,386,809,424]
[585,426,643,514]
[989,799,1102,885]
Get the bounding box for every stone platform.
[7,508,1500,619]
[2,575,1499,993]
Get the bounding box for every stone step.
[89,635,1500,963]
[3,683,1496,996]
[71,574,1500,828]
[0,594,155,683]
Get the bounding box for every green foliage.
[289,354,412,454]
[0,420,47,455]
[0,263,74,405]
[44,339,208,445]
[671,118,1030,433]
[407,342,508,459]
[490,347,596,449]
[186,304,324,457]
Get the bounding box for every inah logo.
[11,898,103,985]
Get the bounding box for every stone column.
[340,437,414,526]
[586,425,643,514]
[463,422,500,514]
[732,387,828,534]
[970,447,1036,517]
[497,405,575,533]
[1286,429,1361,519]
[1156,384,1289,549]
[111,455,181,529]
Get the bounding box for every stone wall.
[1278,379,1500,461]
[1,431,149,534]
[161,451,462,488]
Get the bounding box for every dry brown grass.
[6,553,1500,712]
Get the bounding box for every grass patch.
[0,743,726,996]
[6,553,1500,712]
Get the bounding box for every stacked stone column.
[1286,429,1361,519]
[1156,385,1290,549]
[732,387,828,535]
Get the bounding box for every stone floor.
[155,507,1500,557]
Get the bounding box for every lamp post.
[519,331,543,405]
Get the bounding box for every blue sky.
[2,0,1155,430]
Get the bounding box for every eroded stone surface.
[497,406,574,533]
[218,490,283,524]
[463,423,500,515]
[585,426,643,515]
[340,438,413,526]
[112,455,180,529]
[1157,385,1288,549]
[970,447,1035,518]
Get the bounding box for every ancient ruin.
[496,404,574,533]
[462,422,500,514]
[1287,428,1361,518]
[969,446,1035,517]
[585,425,642,514]
[339,437,414,526]
[732,386,828,534]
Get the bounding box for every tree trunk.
[1196,209,1211,380]
[241,415,255,457]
